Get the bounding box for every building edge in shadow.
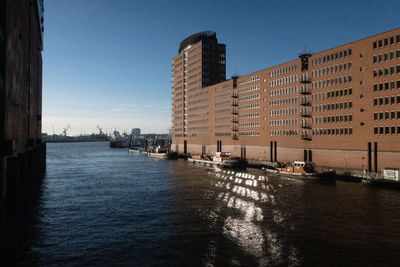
[1,0,46,263]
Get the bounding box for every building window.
[374,127,378,134]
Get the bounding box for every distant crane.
[96,125,104,135]
[62,125,71,136]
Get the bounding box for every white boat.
[128,147,144,153]
[146,146,169,159]
[147,152,168,159]
[188,152,246,168]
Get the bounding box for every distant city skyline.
[42,0,400,135]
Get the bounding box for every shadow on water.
[0,185,44,266]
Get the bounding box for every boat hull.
[188,158,246,169]
[147,153,168,159]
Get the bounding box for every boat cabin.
[213,152,231,162]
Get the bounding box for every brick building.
[172,28,400,172]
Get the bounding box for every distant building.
[171,28,400,171]
[131,128,141,137]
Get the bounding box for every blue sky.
[42,0,400,135]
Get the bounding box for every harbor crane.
[62,125,71,136]
[96,125,104,135]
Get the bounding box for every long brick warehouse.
[171,29,400,172]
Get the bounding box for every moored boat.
[277,161,316,177]
[147,152,168,159]
[188,152,246,169]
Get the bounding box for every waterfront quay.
[3,142,400,266]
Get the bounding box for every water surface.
[16,142,400,265]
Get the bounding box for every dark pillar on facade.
[184,140,187,154]
[274,141,277,162]
[304,150,308,162]
[367,142,372,172]
[270,141,273,162]
[374,142,378,172]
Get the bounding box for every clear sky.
[42,0,400,136]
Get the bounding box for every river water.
[10,142,400,265]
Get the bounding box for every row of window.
[270,129,298,137]
[239,131,260,136]
[270,86,299,96]
[269,64,298,77]
[373,96,400,106]
[187,111,209,118]
[215,132,232,137]
[215,99,231,106]
[187,126,209,131]
[239,122,260,128]
[270,97,298,107]
[312,88,353,101]
[373,65,400,77]
[239,112,260,119]
[270,107,299,117]
[215,108,231,114]
[215,115,231,122]
[374,81,400,91]
[373,50,400,63]
[270,75,298,87]
[240,102,260,110]
[312,101,353,112]
[270,118,298,127]
[312,75,352,89]
[188,104,209,112]
[373,35,400,49]
[374,126,400,135]
[374,111,400,120]
[312,48,352,66]
[187,118,209,125]
[312,62,352,77]
[188,97,209,105]
[313,128,353,136]
[312,114,353,124]
[238,84,260,94]
[215,124,231,129]
[215,91,231,99]
[238,75,260,85]
[239,93,260,102]
[215,83,232,92]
